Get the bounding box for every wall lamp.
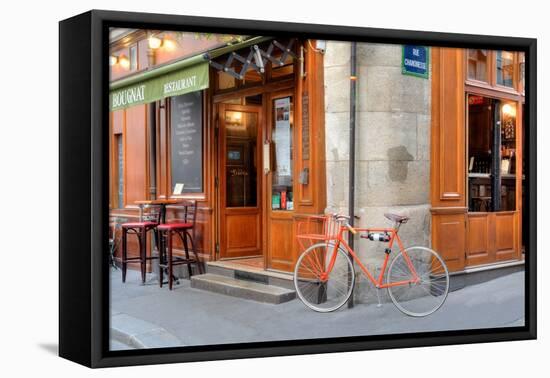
[109,54,130,69]
[148,34,177,51]
[148,35,162,49]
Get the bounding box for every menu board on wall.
[170,91,203,193]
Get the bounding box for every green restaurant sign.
[109,61,209,111]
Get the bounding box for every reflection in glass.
[519,52,526,93]
[271,97,293,210]
[496,51,514,87]
[467,95,493,212]
[129,45,138,71]
[225,111,258,207]
[467,49,488,82]
[500,102,517,211]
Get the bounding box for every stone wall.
[323,42,432,302]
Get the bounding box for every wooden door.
[265,91,296,272]
[218,104,263,259]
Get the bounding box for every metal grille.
[207,39,298,80]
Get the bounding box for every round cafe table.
[134,198,183,223]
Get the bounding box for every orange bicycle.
[294,213,449,316]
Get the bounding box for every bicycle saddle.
[384,213,409,224]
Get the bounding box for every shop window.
[467,95,517,212]
[225,111,258,207]
[115,134,124,208]
[496,51,514,88]
[129,44,138,71]
[271,96,294,211]
[467,49,489,82]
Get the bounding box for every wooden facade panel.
[467,215,490,256]
[495,212,517,261]
[431,47,466,207]
[267,216,294,271]
[124,104,149,207]
[466,213,492,266]
[432,213,466,272]
[466,212,519,265]
[112,110,124,134]
[430,47,467,273]
[296,43,326,211]
[157,98,169,198]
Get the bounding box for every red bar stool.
[120,205,161,284]
[157,200,202,290]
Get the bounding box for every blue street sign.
[402,45,429,78]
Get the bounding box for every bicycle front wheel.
[387,246,449,317]
[294,243,355,312]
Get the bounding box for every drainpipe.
[348,42,358,308]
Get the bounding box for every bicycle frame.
[326,224,420,289]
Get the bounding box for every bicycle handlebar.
[331,213,350,221]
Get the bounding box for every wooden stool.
[120,206,161,283]
[157,200,202,290]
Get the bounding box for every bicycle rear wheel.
[294,243,355,312]
[387,246,449,317]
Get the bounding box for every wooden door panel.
[432,213,466,272]
[466,213,493,266]
[226,213,260,250]
[267,215,294,271]
[466,211,519,267]
[495,212,518,261]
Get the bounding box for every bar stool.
[157,200,202,290]
[121,205,161,283]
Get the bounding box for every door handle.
[263,141,271,175]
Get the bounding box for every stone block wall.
[323,41,432,286]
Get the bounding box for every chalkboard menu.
[170,91,203,193]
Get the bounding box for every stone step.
[206,261,296,290]
[190,273,296,304]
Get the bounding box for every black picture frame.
[59,9,537,368]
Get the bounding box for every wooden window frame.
[466,48,491,86]
[493,50,519,93]
[465,50,522,97]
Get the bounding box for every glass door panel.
[271,96,294,211]
[224,110,258,207]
